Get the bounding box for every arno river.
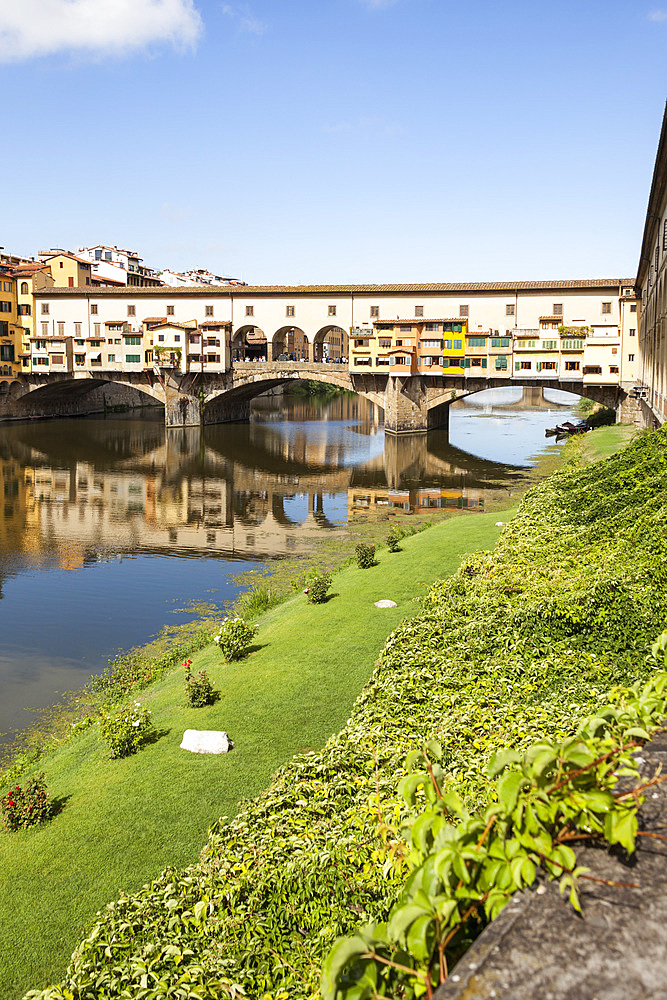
[0,388,575,748]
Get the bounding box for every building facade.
[27,279,634,386]
[637,104,667,426]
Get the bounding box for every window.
[421,339,441,349]
[601,302,611,314]
[491,337,510,348]
[495,355,507,370]
[127,305,136,316]
[656,246,660,272]
[74,323,81,336]
[286,305,294,317]
[415,305,423,317]
[41,303,49,315]
[370,306,379,318]
[506,304,515,316]
[630,304,637,313]
[167,305,175,316]
[57,322,64,336]
[105,251,112,261]
[95,249,102,260]
[174,335,181,343]
[453,339,462,350]
[609,366,619,374]
[519,361,532,370]
[553,303,563,316]
[158,334,165,342]
[20,281,28,295]
[379,339,391,348]
[18,304,31,316]
[628,353,635,361]
[564,360,580,371]
[399,325,411,333]
[124,336,141,346]
[543,340,557,349]
[328,305,336,316]
[108,354,116,362]
[467,337,486,347]
[125,354,141,363]
[94,323,101,335]
[205,305,214,316]
[663,218,667,252]
[459,305,469,317]
[75,354,85,365]
[583,365,602,375]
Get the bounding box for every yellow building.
[0,268,21,382]
[12,262,55,371]
[39,251,93,288]
[349,318,467,375]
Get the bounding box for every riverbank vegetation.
[0,421,651,1000]
[0,508,510,1000]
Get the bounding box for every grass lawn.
[0,508,511,1000]
[572,423,637,464]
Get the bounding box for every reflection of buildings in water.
[348,486,485,520]
[0,403,521,571]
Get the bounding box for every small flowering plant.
[213,617,257,662]
[98,701,152,759]
[184,659,215,707]
[1,772,52,832]
[303,571,332,604]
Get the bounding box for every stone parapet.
[434,733,667,1000]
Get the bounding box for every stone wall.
[434,734,667,1000]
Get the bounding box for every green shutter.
[515,361,520,371]
[482,357,487,368]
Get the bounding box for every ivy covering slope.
[27,427,667,1000]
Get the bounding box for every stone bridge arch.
[422,378,626,428]
[5,373,165,420]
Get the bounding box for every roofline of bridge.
[34,279,634,297]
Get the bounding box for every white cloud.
[0,0,203,62]
[221,3,267,34]
[648,8,667,19]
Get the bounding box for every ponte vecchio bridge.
[5,360,632,433]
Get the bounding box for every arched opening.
[232,325,267,361]
[20,282,28,295]
[271,326,310,362]
[313,325,349,363]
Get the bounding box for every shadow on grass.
[231,643,269,659]
[143,727,171,748]
[50,794,72,820]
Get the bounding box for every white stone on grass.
[180,730,234,754]
[374,599,397,608]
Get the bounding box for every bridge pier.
[164,387,203,427]
[383,376,450,434]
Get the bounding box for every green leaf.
[406,914,434,961]
[321,935,370,1000]
[497,771,528,814]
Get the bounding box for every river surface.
[0,387,576,748]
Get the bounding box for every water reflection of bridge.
[0,405,527,568]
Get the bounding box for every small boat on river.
[545,420,590,438]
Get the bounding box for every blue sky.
[0,0,665,283]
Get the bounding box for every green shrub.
[386,528,402,552]
[1,773,53,832]
[237,583,280,619]
[98,702,152,759]
[355,542,376,568]
[184,659,215,707]
[303,572,332,604]
[213,617,257,662]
